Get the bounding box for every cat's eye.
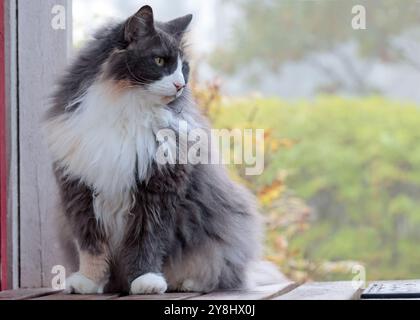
[155,57,165,67]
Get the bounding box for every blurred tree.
[212,0,420,94]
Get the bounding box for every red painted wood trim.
[0,0,8,291]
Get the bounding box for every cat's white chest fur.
[47,81,175,192]
[45,81,176,241]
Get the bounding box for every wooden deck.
[0,280,368,300]
[2,280,419,300]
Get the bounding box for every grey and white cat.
[44,5,268,295]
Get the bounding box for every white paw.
[130,273,168,295]
[65,272,100,295]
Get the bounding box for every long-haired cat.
[44,5,269,295]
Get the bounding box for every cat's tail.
[246,261,290,288]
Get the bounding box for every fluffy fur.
[45,5,263,295]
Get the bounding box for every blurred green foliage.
[212,0,420,95]
[207,93,420,281]
[214,0,420,73]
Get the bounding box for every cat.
[44,5,267,295]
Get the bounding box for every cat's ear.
[124,5,155,42]
[165,14,193,41]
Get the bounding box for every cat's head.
[106,5,193,105]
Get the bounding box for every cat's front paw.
[130,273,168,295]
[65,272,100,295]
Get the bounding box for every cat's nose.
[174,82,185,92]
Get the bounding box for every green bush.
[213,96,420,281]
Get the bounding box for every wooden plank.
[190,282,297,300]
[0,288,59,300]
[4,0,19,291]
[18,0,76,288]
[117,293,203,301]
[274,281,363,300]
[34,294,119,301]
